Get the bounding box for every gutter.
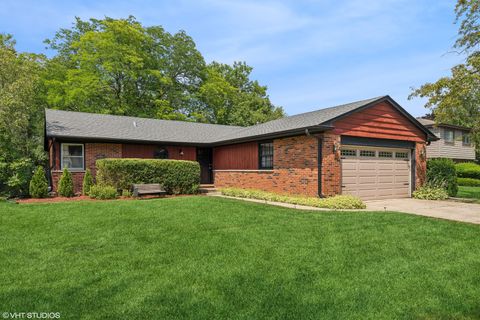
[46,124,334,148]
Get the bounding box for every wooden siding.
[333,102,426,142]
[426,127,475,160]
[213,142,258,170]
[121,144,196,161]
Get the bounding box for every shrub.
[58,168,75,197]
[413,186,449,200]
[121,189,132,197]
[96,159,200,194]
[220,188,366,210]
[89,185,118,200]
[457,177,480,187]
[29,166,48,198]
[82,169,94,195]
[426,158,457,196]
[456,162,480,179]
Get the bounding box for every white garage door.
[341,146,411,200]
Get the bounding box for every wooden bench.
[132,184,167,197]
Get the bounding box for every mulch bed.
[16,194,196,204]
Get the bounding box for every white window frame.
[462,132,472,146]
[61,143,85,171]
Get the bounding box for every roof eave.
[211,125,333,146]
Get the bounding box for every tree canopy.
[43,16,284,123]
[410,0,480,158]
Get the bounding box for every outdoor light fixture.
[179,149,184,156]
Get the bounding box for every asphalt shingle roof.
[47,95,433,144]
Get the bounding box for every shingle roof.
[46,95,435,144]
[416,118,435,126]
[45,109,243,144]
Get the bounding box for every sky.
[0,0,465,117]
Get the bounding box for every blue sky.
[0,0,464,116]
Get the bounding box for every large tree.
[198,62,284,126]
[410,1,480,157]
[43,16,284,124]
[0,34,46,196]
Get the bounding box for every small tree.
[82,169,94,195]
[58,168,74,197]
[29,166,48,198]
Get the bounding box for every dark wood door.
[196,148,213,184]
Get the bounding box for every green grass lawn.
[1,197,480,319]
[458,186,480,200]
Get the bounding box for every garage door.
[341,146,411,200]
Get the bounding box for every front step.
[199,184,218,194]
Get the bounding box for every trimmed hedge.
[457,177,480,187]
[426,158,457,197]
[456,162,480,180]
[96,158,200,194]
[89,185,118,200]
[221,188,366,209]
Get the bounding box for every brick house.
[45,95,437,200]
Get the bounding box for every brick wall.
[51,143,122,194]
[214,135,320,197]
[320,132,341,196]
[415,142,427,188]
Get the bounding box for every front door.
[197,148,213,184]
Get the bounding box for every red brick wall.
[214,135,319,196]
[320,132,341,197]
[415,142,427,188]
[50,143,122,194]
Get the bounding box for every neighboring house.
[45,95,437,200]
[417,118,475,161]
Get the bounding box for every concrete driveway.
[365,198,480,224]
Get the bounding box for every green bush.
[96,159,200,195]
[89,185,118,200]
[29,166,48,198]
[426,158,458,196]
[457,177,480,187]
[121,189,132,197]
[456,162,480,179]
[82,169,94,195]
[413,186,449,200]
[220,188,366,210]
[58,168,75,197]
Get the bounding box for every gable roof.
[417,117,472,132]
[45,95,437,146]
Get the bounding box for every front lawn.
[1,197,480,319]
[458,185,480,200]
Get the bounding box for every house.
[417,118,475,161]
[45,95,437,200]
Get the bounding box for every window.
[359,150,375,157]
[154,147,169,159]
[341,149,357,157]
[444,129,454,144]
[259,142,273,169]
[61,143,84,170]
[378,151,393,158]
[462,133,471,146]
[395,152,408,159]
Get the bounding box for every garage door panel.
[341,146,411,200]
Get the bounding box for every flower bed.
[220,188,366,209]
